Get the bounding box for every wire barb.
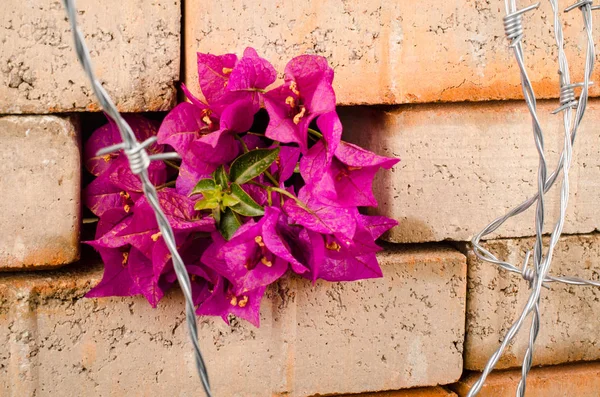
[565,0,594,12]
[503,3,540,46]
[552,82,594,114]
[61,0,213,395]
[520,250,549,289]
[467,1,597,396]
[520,250,535,287]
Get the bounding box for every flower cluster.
[83,48,399,327]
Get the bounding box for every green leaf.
[221,194,240,208]
[219,208,241,240]
[214,165,229,189]
[229,183,265,217]
[211,208,221,225]
[229,148,280,184]
[190,178,217,196]
[194,197,220,211]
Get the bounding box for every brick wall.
[1,1,599,396]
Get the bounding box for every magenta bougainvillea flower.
[84,115,167,218]
[301,140,399,207]
[264,55,336,153]
[83,48,399,327]
[85,115,163,176]
[196,275,266,327]
[228,47,277,110]
[195,52,238,115]
[84,157,166,217]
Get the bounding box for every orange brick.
[291,245,467,395]
[1,0,180,113]
[452,362,600,397]
[464,235,600,370]
[340,100,600,243]
[0,245,466,396]
[0,116,80,270]
[185,0,600,106]
[329,386,457,397]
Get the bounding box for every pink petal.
[284,55,335,116]
[157,102,205,155]
[86,246,141,298]
[128,247,165,308]
[264,85,312,152]
[317,111,342,163]
[283,187,357,240]
[228,47,277,92]
[197,52,238,114]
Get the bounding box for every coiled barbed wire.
[468,1,597,396]
[61,1,213,395]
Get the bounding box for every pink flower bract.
[83,48,399,328]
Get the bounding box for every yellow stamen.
[254,236,265,247]
[285,96,296,108]
[119,191,130,199]
[326,241,341,252]
[151,231,162,242]
[222,67,233,75]
[293,106,306,125]
[121,251,129,266]
[203,115,213,125]
[238,296,249,308]
[289,81,300,96]
[261,257,273,267]
[102,154,112,162]
[124,204,131,213]
[190,274,198,282]
[201,109,213,126]
[230,296,238,306]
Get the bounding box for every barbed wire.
[61,1,213,395]
[60,0,600,394]
[468,1,597,396]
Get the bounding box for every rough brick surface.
[292,246,466,395]
[334,386,457,397]
[340,100,600,243]
[1,0,180,113]
[185,1,600,106]
[463,235,600,370]
[0,245,466,396]
[0,116,80,270]
[452,362,600,397]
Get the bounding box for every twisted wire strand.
[468,1,597,396]
[61,1,213,395]
[467,5,545,395]
[516,0,576,392]
[519,6,596,394]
